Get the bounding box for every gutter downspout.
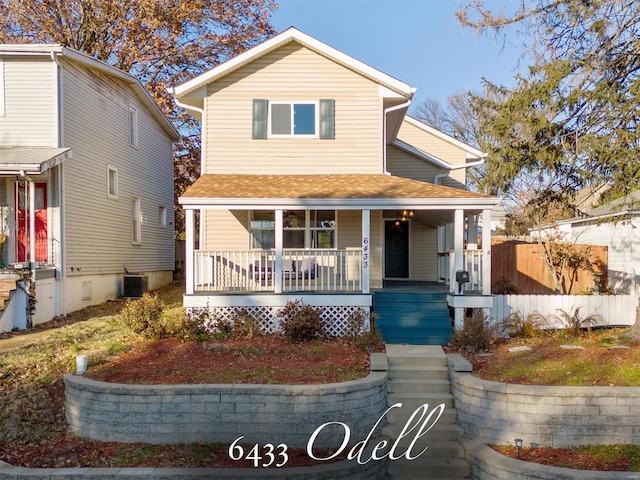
[51,51,67,317]
[172,96,206,250]
[383,100,411,175]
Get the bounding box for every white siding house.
[0,45,178,330]
[555,191,640,295]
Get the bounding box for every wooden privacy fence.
[492,294,638,327]
[491,241,608,294]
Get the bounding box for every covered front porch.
[180,174,500,341]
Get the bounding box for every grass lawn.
[467,328,640,386]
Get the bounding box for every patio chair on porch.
[251,256,272,281]
[296,257,316,279]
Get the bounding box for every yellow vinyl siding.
[337,210,382,288]
[202,210,249,251]
[410,223,438,281]
[387,144,442,183]
[392,120,468,187]
[204,43,383,175]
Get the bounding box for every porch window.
[250,210,336,249]
[250,211,275,249]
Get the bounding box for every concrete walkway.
[384,344,470,480]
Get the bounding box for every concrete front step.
[388,378,452,394]
[387,407,458,426]
[383,422,463,443]
[388,392,455,409]
[387,365,450,380]
[387,457,471,479]
[386,345,448,367]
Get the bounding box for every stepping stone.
[610,345,630,349]
[560,345,585,350]
[508,346,532,353]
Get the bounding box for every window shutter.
[319,99,335,139]
[252,99,268,139]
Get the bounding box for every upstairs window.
[270,102,317,137]
[253,99,334,139]
[0,59,4,117]
[129,104,138,148]
[107,165,118,199]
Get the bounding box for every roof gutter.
[383,100,411,174]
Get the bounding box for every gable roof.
[170,27,416,99]
[0,44,179,140]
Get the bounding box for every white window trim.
[250,210,337,249]
[129,104,139,148]
[159,206,167,226]
[132,196,142,245]
[0,59,5,117]
[107,165,118,199]
[268,100,319,138]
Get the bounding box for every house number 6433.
[228,436,289,467]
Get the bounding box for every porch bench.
[284,258,317,280]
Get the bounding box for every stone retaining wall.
[64,355,388,448]
[0,458,388,480]
[451,369,640,447]
[462,439,639,480]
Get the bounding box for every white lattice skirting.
[190,305,371,336]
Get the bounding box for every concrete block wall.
[64,369,388,448]
[461,439,639,480]
[0,458,388,480]
[451,371,640,447]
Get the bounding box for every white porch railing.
[193,249,363,293]
[438,249,484,292]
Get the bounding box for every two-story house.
[170,28,499,344]
[0,44,178,332]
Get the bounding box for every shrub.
[278,300,325,342]
[230,309,263,339]
[344,309,384,350]
[119,293,165,339]
[452,309,501,352]
[164,308,209,342]
[502,311,547,338]
[121,294,209,341]
[551,306,602,337]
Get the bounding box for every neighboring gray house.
[554,191,640,295]
[0,44,178,331]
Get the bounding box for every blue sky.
[271,0,527,112]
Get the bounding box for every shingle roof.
[181,174,494,200]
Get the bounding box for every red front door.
[17,182,48,263]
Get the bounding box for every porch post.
[453,209,464,292]
[453,208,465,329]
[482,208,492,295]
[185,208,195,295]
[274,209,283,294]
[29,180,35,266]
[361,209,370,294]
[467,214,478,249]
